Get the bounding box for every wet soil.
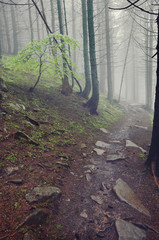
[0,83,159,240]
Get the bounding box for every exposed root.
[151,161,159,188]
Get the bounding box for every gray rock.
[95,141,111,149]
[113,178,150,217]
[106,154,125,162]
[23,209,48,226]
[5,166,19,176]
[25,186,61,203]
[115,219,146,240]
[56,162,70,168]
[126,140,146,153]
[80,209,88,218]
[81,143,87,148]
[134,125,148,130]
[9,103,25,112]
[93,148,106,156]
[91,195,103,205]
[23,231,38,240]
[85,173,91,182]
[7,179,23,184]
[100,128,110,134]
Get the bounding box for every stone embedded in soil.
[81,143,87,148]
[85,173,91,182]
[7,179,23,184]
[115,219,146,240]
[93,148,106,156]
[106,154,125,162]
[113,178,150,217]
[25,186,61,203]
[5,166,19,176]
[91,195,103,205]
[9,103,25,111]
[100,128,110,134]
[23,209,48,226]
[134,125,148,130]
[23,231,38,240]
[126,140,146,153]
[80,209,88,218]
[56,162,70,168]
[95,141,111,149]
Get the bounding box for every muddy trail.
[53,105,159,240]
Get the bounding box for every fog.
[0,0,158,109]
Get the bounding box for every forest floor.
[0,71,159,240]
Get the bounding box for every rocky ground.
[0,76,159,240]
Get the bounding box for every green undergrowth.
[0,62,123,163]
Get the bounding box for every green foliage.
[2,34,81,87]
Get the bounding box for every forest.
[0,1,159,240]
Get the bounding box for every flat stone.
[85,173,91,182]
[115,219,146,240]
[134,125,148,130]
[93,148,106,156]
[110,140,121,144]
[23,231,38,240]
[80,209,88,218]
[91,195,103,205]
[81,143,87,148]
[7,179,23,184]
[126,140,146,153]
[5,167,19,176]
[25,186,61,203]
[23,209,48,226]
[113,178,150,217]
[100,128,110,134]
[95,141,111,149]
[106,154,125,162]
[9,103,25,111]
[56,162,70,168]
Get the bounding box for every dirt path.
[53,105,159,240]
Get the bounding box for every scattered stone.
[82,153,87,157]
[93,148,106,156]
[5,166,19,176]
[25,186,61,203]
[26,116,39,126]
[134,125,148,130]
[113,178,150,217]
[115,219,146,240]
[80,209,88,219]
[81,143,87,149]
[106,154,125,162]
[7,179,23,184]
[100,182,108,191]
[85,173,91,182]
[95,141,111,149]
[14,131,39,146]
[9,103,25,111]
[91,195,103,205]
[110,140,121,144]
[96,231,105,238]
[56,162,70,168]
[84,164,96,171]
[100,128,110,134]
[126,140,146,153]
[23,209,48,226]
[23,231,38,240]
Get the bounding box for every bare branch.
[0,0,30,5]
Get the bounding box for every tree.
[111,0,159,185]
[10,4,18,55]
[81,0,91,99]
[57,0,72,95]
[28,0,34,42]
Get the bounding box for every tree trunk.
[105,0,113,102]
[28,0,34,42]
[145,14,159,183]
[10,5,18,55]
[72,0,76,74]
[81,0,91,99]
[57,0,72,96]
[86,0,99,114]
[2,6,11,54]
[50,0,55,32]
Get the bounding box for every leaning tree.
[111,0,159,186]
